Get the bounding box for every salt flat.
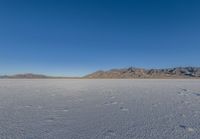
[0,79,199,139]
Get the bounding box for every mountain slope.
[85,67,200,78]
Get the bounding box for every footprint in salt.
[111,101,118,105]
[103,129,116,139]
[104,101,118,106]
[177,92,184,95]
[182,89,188,92]
[63,108,69,112]
[193,111,200,117]
[45,117,55,122]
[181,100,190,105]
[192,92,200,96]
[152,103,159,107]
[177,88,190,96]
[24,105,33,108]
[180,114,186,118]
[179,125,195,132]
[110,96,115,99]
[104,102,110,106]
[120,106,129,112]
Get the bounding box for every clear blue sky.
[0,0,200,76]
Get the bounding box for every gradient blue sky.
[0,0,200,76]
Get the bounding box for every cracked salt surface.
[0,79,200,139]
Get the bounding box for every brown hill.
[85,67,200,79]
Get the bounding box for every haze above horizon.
[0,0,200,76]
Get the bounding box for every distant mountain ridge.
[1,67,200,79]
[0,73,50,79]
[0,73,80,79]
[85,67,200,79]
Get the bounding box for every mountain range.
[0,73,49,79]
[1,67,200,79]
[85,67,200,79]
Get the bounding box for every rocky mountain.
[0,73,81,79]
[0,73,49,79]
[85,67,200,79]
[1,67,200,79]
